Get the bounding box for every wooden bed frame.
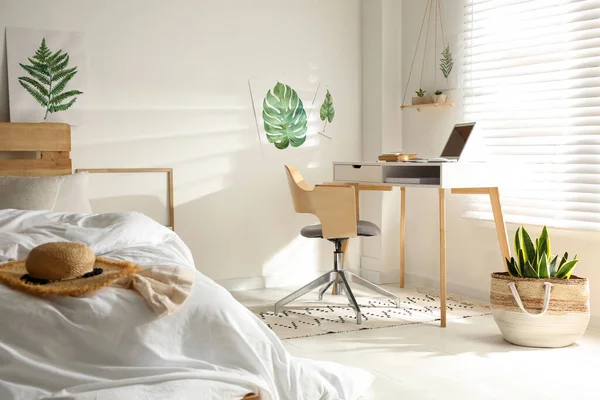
[0,122,72,176]
[75,168,175,231]
[0,123,176,230]
[0,122,261,400]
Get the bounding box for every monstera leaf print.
[262,82,307,150]
[319,90,335,123]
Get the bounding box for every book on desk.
[378,153,417,162]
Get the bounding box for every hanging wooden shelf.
[400,102,454,112]
[400,0,455,115]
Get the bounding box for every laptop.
[410,122,476,163]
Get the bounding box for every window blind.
[463,0,600,230]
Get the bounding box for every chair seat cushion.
[300,220,381,239]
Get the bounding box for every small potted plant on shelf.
[491,226,590,348]
[412,88,430,105]
[432,90,446,104]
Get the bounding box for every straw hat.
[0,242,142,297]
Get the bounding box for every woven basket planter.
[490,272,590,348]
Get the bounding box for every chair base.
[273,269,400,325]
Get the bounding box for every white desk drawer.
[334,164,382,183]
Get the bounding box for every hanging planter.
[412,89,431,105]
[432,94,446,104]
[432,90,447,104]
[401,0,454,111]
[412,97,432,105]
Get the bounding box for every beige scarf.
[113,266,194,316]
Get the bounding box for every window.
[463,0,600,230]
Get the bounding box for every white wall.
[359,0,403,284]
[397,0,600,326]
[0,0,363,289]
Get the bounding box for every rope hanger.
[401,0,449,107]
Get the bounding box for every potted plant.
[491,226,590,348]
[412,88,430,105]
[432,90,446,104]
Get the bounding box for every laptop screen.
[441,123,475,158]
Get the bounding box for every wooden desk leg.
[489,187,510,269]
[438,188,447,328]
[400,187,406,288]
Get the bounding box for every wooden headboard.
[0,122,72,176]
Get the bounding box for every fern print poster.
[7,27,89,124]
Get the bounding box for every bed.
[0,123,372,400]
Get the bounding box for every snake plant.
[505,226,579,279]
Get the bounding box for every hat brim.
[0,257,142,297]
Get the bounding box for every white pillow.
[0,175,64,210]
[53,172,93,213]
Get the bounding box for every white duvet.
[0,210,372,400]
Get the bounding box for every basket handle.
[507,281,552,318]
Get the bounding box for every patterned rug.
[249,288,491,340]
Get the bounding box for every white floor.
[232,285,600,400]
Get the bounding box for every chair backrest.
[284,165,358,239]
[284,165,314,214]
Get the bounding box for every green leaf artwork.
[18,38,83,120]
[440,44,454,80]
[319,89,335,124]
[262,82,307,150]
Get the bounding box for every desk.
[332,161,511,327]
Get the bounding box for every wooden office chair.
[274,165,400,324]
